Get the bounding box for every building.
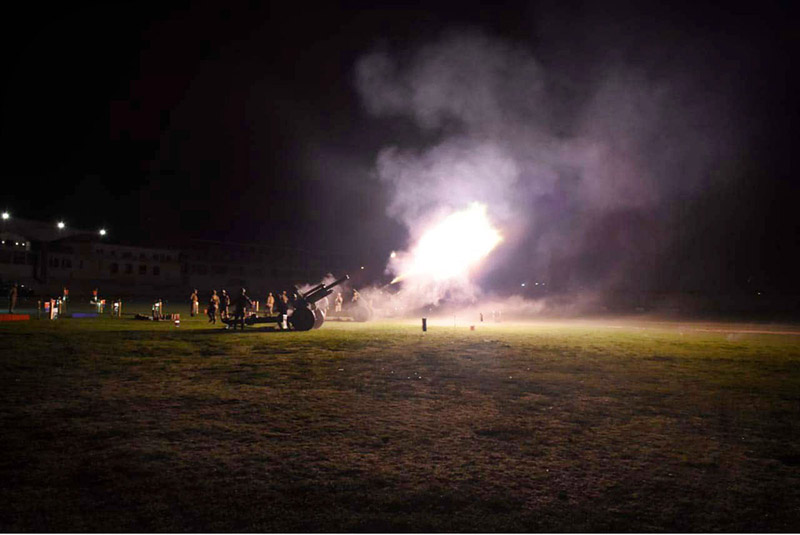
[55,236,183,297]
[0,217,182,298]
[0,217,347,300]
[179,239,348,296]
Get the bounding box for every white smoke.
[353,27,745,316]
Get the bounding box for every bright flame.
[392,202,502,283]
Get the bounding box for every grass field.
[1,311,799,532]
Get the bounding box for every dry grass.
[1,316,799,531]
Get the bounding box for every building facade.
[0,218,347,300]
[179,239,348,297]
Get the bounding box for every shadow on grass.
[73,325,305,338]
[184,325,311,336]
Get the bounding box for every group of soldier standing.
[189,288,254,328]
[187,286,358,329]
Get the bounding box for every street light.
[99,228,107,236]
[1,212,9,220]
[57,221,65,229]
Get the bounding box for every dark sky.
[1,1,797,294]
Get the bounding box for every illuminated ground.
[1,314,799,531]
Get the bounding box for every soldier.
[266,292,275,316]
[351,288,360,303]
[190,289,199,316]
[152,299,163,320]
[334,291,343,313]
[208,290,220,324]
[219,289,230,320]
[231,288,253,331]
[276,290,290,330]
[8,283,18,313]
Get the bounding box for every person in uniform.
[231,288,253,331]
[276,290,290,329]
[8,283,18,313]
[351,289,360,303]
[190,289,199,316]
[334,291,343,313]
[208,290,220,324]
[220,289,230,320]
[266,292,275,316]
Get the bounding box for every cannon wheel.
[289,306,315,331]
[312,308,325,329]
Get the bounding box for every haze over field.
[349,20,782,314]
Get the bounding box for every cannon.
[326,298,374,323]
[288,274,351,330]
[324,287,374,323]
[222,275,350,331]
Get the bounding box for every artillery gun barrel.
[304,274,350,304]
[303,283,325,298]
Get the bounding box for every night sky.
[1,1,797,296]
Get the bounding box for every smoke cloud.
[353,25,747,316]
